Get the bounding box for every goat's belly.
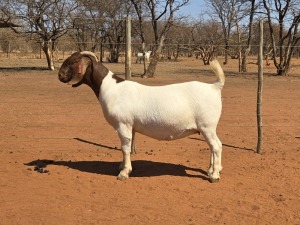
[135,125,199,141]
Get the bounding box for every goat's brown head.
[58,51,99,87]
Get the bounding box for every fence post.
[238,32,242,72]
[257,19,264,153]
[39,42,42,59]
[125,16,132,80]
[142,42,147,74]
[7,41,10,58]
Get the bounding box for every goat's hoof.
[117,173,128,181]
[209,178,220,183]
[207,170,213,177]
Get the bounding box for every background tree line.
[0,0,299,76]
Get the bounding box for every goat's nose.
[58,72,64,81]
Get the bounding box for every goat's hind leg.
[201,129,222,183]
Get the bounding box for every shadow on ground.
[189,137,255,152]
[0,67,49,71]
[24,159,209,181]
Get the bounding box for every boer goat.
[58,51,225,183]
[136,51,152,63]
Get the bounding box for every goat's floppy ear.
[67,55,91,87]
[76,56,91,76]
[77,64,83,74]
[78,51,99,75]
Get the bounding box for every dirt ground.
[0,56,299,225]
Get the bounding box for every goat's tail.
[210,59,225,89]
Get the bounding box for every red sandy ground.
[0,57,299,225]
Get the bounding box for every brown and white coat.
[58,51,225,182]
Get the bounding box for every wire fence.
[0,38,299,153]
[0,41,300,70]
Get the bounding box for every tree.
[164,22,192,61]
[104,1,128,63]
[0,12,20,28]
[206,0,250,65]
[1,0,77,70]
[191,19,223,65]
[262,0,300,76]
[131,0,190,77]
[68,0,106,54]
[130,0,149,73]
[241,0,256,72]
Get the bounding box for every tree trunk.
[143,35,165,78]
[143,54,158,78]
[224,43,229,65]
[173,46,179,61]
[42,40,55,70]
[100,41,103,62]
[241,47,250,72]
[276,66,289,76]
[109,48,119,63]
[277,68,285,76]
[241,0,255,72]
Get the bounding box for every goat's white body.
[99,72,222,141]
[144,51,151,61]
[136,51,151,63]
[97,63,224,182]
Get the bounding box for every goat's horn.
[80,51,99,62]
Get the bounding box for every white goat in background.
[136,51,152,63]
[58,51,225,183]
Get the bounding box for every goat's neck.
[85,61,109,98]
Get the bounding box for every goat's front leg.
[131,130,137,154]
[117,125,133,181]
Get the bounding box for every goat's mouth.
[58,72,71,83]
[71,80,83,87]
[58,73,83,87]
